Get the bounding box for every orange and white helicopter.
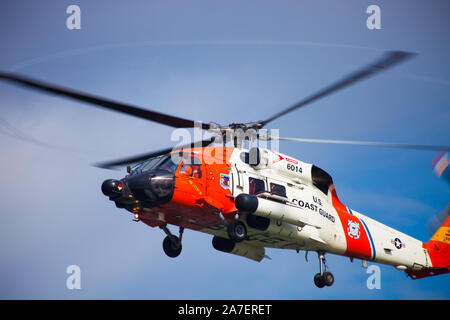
[1,51,449,288]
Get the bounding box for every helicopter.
[1,51,449,288]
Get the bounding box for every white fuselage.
[203,147,432,272]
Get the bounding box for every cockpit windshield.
[130,152,202,176]
[157,155,180,172]
[130,154,181,175]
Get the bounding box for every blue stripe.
[360,218,376,261]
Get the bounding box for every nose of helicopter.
[101,179,124,198]
[126,169,175,201]
[101,170,175,208]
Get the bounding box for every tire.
[323,272,334,287]
[162,235,182,258]
[314,273,325,288]
[227,220,247,243]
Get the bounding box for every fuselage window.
[270,182,286,197]
[249,178,265,195]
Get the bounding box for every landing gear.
[314,272,334,288]
[160,225,184,258]
[217,211,247,243]
[227,220,247,243]
[163,235,182,258]
[314,251,334,288]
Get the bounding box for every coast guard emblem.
[220,174,231,190]
[347,220,361,239]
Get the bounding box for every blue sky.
[0,0,449,299]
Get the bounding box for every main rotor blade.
[0,72,209,129]
[260,51,415,127]
[93,137,215,169]
[270,136,450,152]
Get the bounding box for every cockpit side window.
[249,177,265,195]
[179,157,202,178]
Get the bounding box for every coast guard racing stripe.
[331,187,375,261]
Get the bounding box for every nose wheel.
[314,251,334,288]
[160,225,184,258]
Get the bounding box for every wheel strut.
[314,251,334,288]
[318,251,326,276]
[160,225,184,245]
[160,225,183,258]
[216,211,247,243]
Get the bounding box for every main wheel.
[227,220,247,243]
[323,272,334,287]
[314,273,325,288]
[162,235,182,258]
